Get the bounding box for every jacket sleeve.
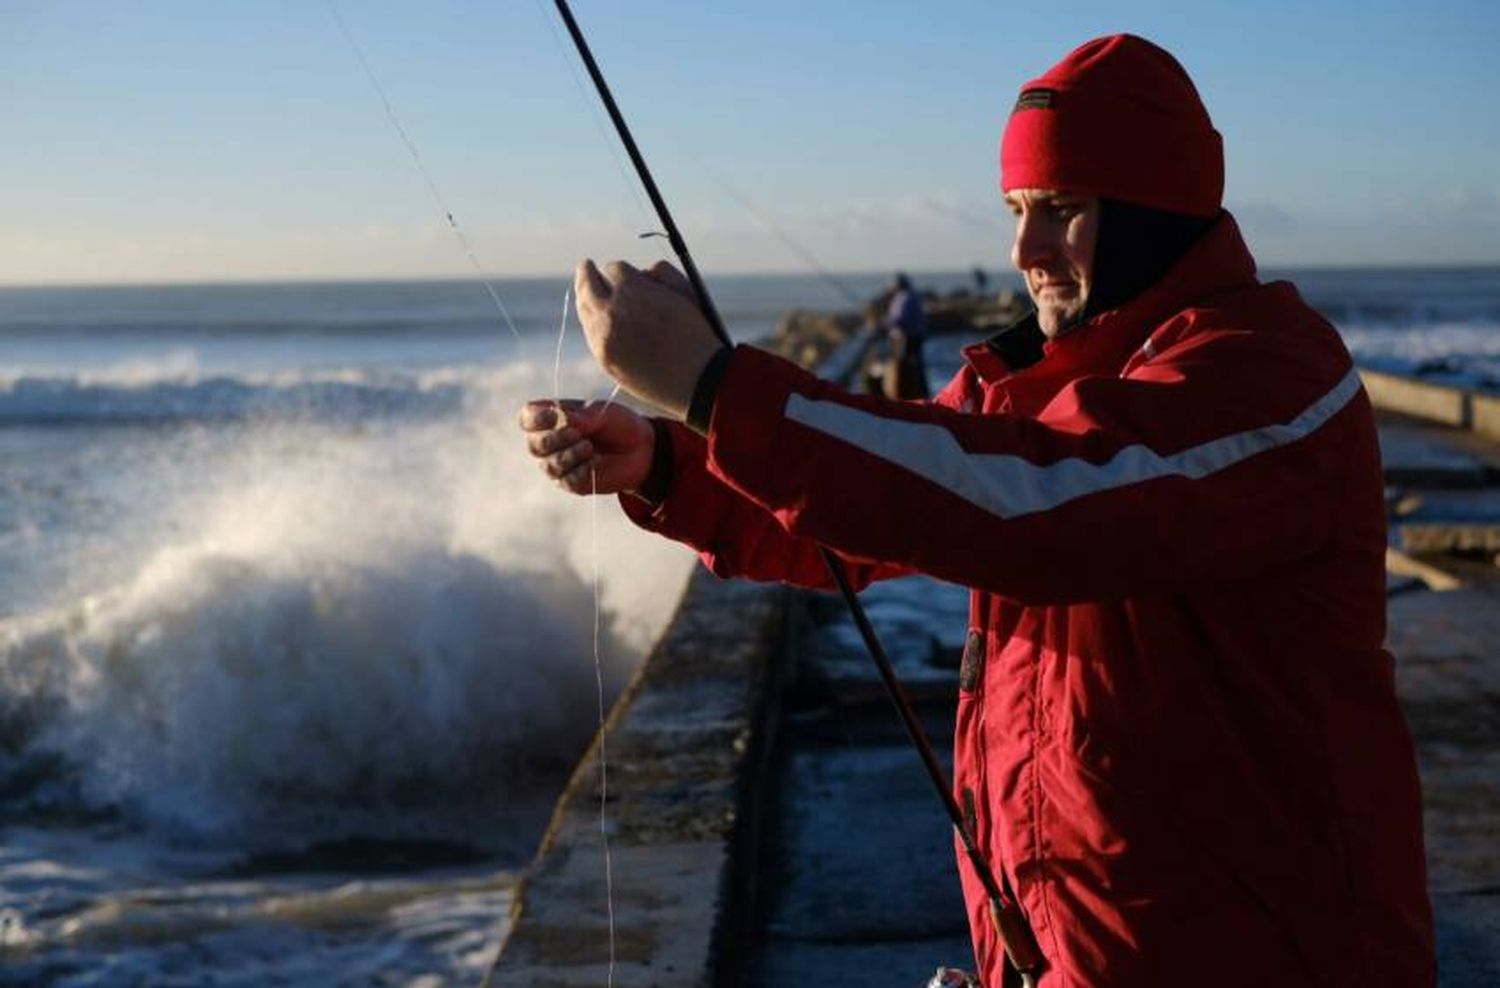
[618,363,993,590]
[697,318,1373,605]
[619,418,917,590]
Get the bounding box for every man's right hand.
[518,399,655,496]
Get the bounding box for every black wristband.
[633,417,675,506]
[687,345,734,436]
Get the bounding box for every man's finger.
[575,259,612,310]
[519,398,584,431]
[543,440,594,479]
[527,427,580,457]
[558,460,594,494]
[557,399,614,436]
[602,259,639,287]
[518,401,557,431]
[645,260,694,298]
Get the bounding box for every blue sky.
[2,0,1497,284]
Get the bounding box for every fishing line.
[588,457,617,988]
[919,195,1008,233]
[553,286,571,400]
[694,159,866,309]
[326,0,525,353]
[586,380,626,988]
[551,284,621,987]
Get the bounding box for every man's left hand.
[574,258,726,421]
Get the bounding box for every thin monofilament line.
[590,380,623,987]
[326,0,524,351]
[588,468,617,987]
[553,287,571,401]
[696,158,865,308]
[557,281,620,985]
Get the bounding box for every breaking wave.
[0,358,695,849]
[1338,321,1500,391]
[0,366,479,425]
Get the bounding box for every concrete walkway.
[1391,580,1500,983]
[749,576,973,985]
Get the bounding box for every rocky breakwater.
[763,289,1026,374]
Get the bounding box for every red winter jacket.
[622,214,1434,986]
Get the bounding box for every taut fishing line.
[325,0,524,353]
[695,158,866,309]
[589,448,619,988]
[553,287,571,400]
[551,285,622,987]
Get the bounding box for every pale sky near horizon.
[2,0,1498,286]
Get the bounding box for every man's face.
[1005,189,1100,338]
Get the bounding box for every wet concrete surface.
[1383,415,1500,555]
[749,578,975,986]
[486,571,788,988]
[1388,581,1500,983]
[1391,489,1500,554]
[1380,419,1497,488]
[1380,409,1500,988]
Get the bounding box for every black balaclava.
[994,199,1217,372]
[1081,199,1217,321]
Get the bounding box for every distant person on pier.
[521,33,1433,988]
[972,264,989,295]
[878,271,930,400]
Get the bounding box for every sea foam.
[0,357,694,848]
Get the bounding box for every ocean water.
[0,266,1496,986]
[1283,266,1500,389]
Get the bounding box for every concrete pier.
[485,571,789,987]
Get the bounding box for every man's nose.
[1011,211,1056,273]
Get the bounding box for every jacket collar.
[964,210,1258,382]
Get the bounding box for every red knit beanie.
[1001,34,1223,217]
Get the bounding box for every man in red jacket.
[520,34,1434,987]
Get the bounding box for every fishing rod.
[549,2,1042,982]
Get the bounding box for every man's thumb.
[560,399,609,435]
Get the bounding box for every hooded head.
[1000,35,1223,336]
[1001,33,1223,217]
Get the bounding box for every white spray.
[0,359,691,848]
